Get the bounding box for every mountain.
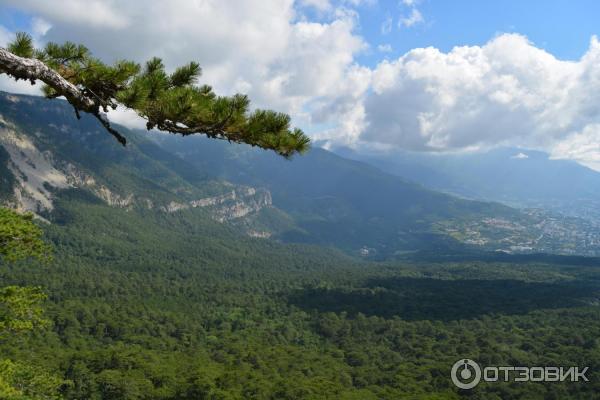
[5,138,600,400]
[2,96,600,400]
[334,146,600,222]
[150,133,524,256]
[0,92,291,239]
[2,91,600,258]
[149,128,600,258]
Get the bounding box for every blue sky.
[4,1,600,63]
[2,0,600,168]
[344,0,600,65]
[0,8,31,33]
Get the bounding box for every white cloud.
[399,8,423,28]
[551,124,600,170]
[0,0,366,140]
[2,0,129,29]
[0,25,12,47]
[5,2,600,169]
[345,0,377,6]
[310,64,372,145]
[0,24,45,96]
[31,17,52,36]
[106,106,147,131]
[0,75,43,96]
[300,0,332,12]
[351,34,600,164]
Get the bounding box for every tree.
[0,33,310,157]
[0,207,50,262]
[0,208,62,399]
[0,208,50,336]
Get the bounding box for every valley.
[0,94,600,400]
[0,92,599,399]
[1,3,600,399]
[3,92,600,260]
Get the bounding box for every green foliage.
[7,33,34,59]
[0,196,598,399]
[4,33,310,157]
[0,208,50,262]
[0,359,66,400]
[1,89,600,399]
[0,286,48,334]
[0,208,57,398]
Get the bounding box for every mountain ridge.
[333,145,600,222]
[2,91,600,258]
[0,92,280,240]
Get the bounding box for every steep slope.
[151,133,600,257]
[0,92,279,236]
[3,91,600,258]
[336,146,600,222]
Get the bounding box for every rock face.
[161,187,272,221]
[0,126,272,224]
[211,189,272,222]
[0,126,69,213]
[63,163,136,208]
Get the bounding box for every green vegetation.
[0,93,599,399]
[0,207,64,399]
[0,208,50,262]
[0,196,599,399]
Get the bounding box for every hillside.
[2,164,600,400]
[0,92,292,238]
[336,146,600,222]
[0,92,599,399]
[151,132,600,257]
[2,91,600,257]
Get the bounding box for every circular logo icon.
[451,359,481,389]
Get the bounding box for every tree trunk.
[0,48,96,111]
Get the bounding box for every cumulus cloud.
[31,17,51,36]
[0,0,367,138]
[300,0,332,12]
[551,124,600,170]
[354,34,600,163]
[2,0,128,29]
[0,24,12,47]
[511,152,529,159]
[0,23,45,96]
[4,2,600,169]
[0,76,43,96]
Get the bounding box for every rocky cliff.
[0,123,273,227]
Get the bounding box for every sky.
[2,0,600,169]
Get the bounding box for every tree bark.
[0,48,129,145]
[0,48,96,112]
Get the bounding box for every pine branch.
[94,113,127,146]
[0,48,96,111]
[0,32,310,156]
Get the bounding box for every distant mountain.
[2,91,600,258]
[150,129,600,258]
[334,146,600,222]
[150,134,520,257]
